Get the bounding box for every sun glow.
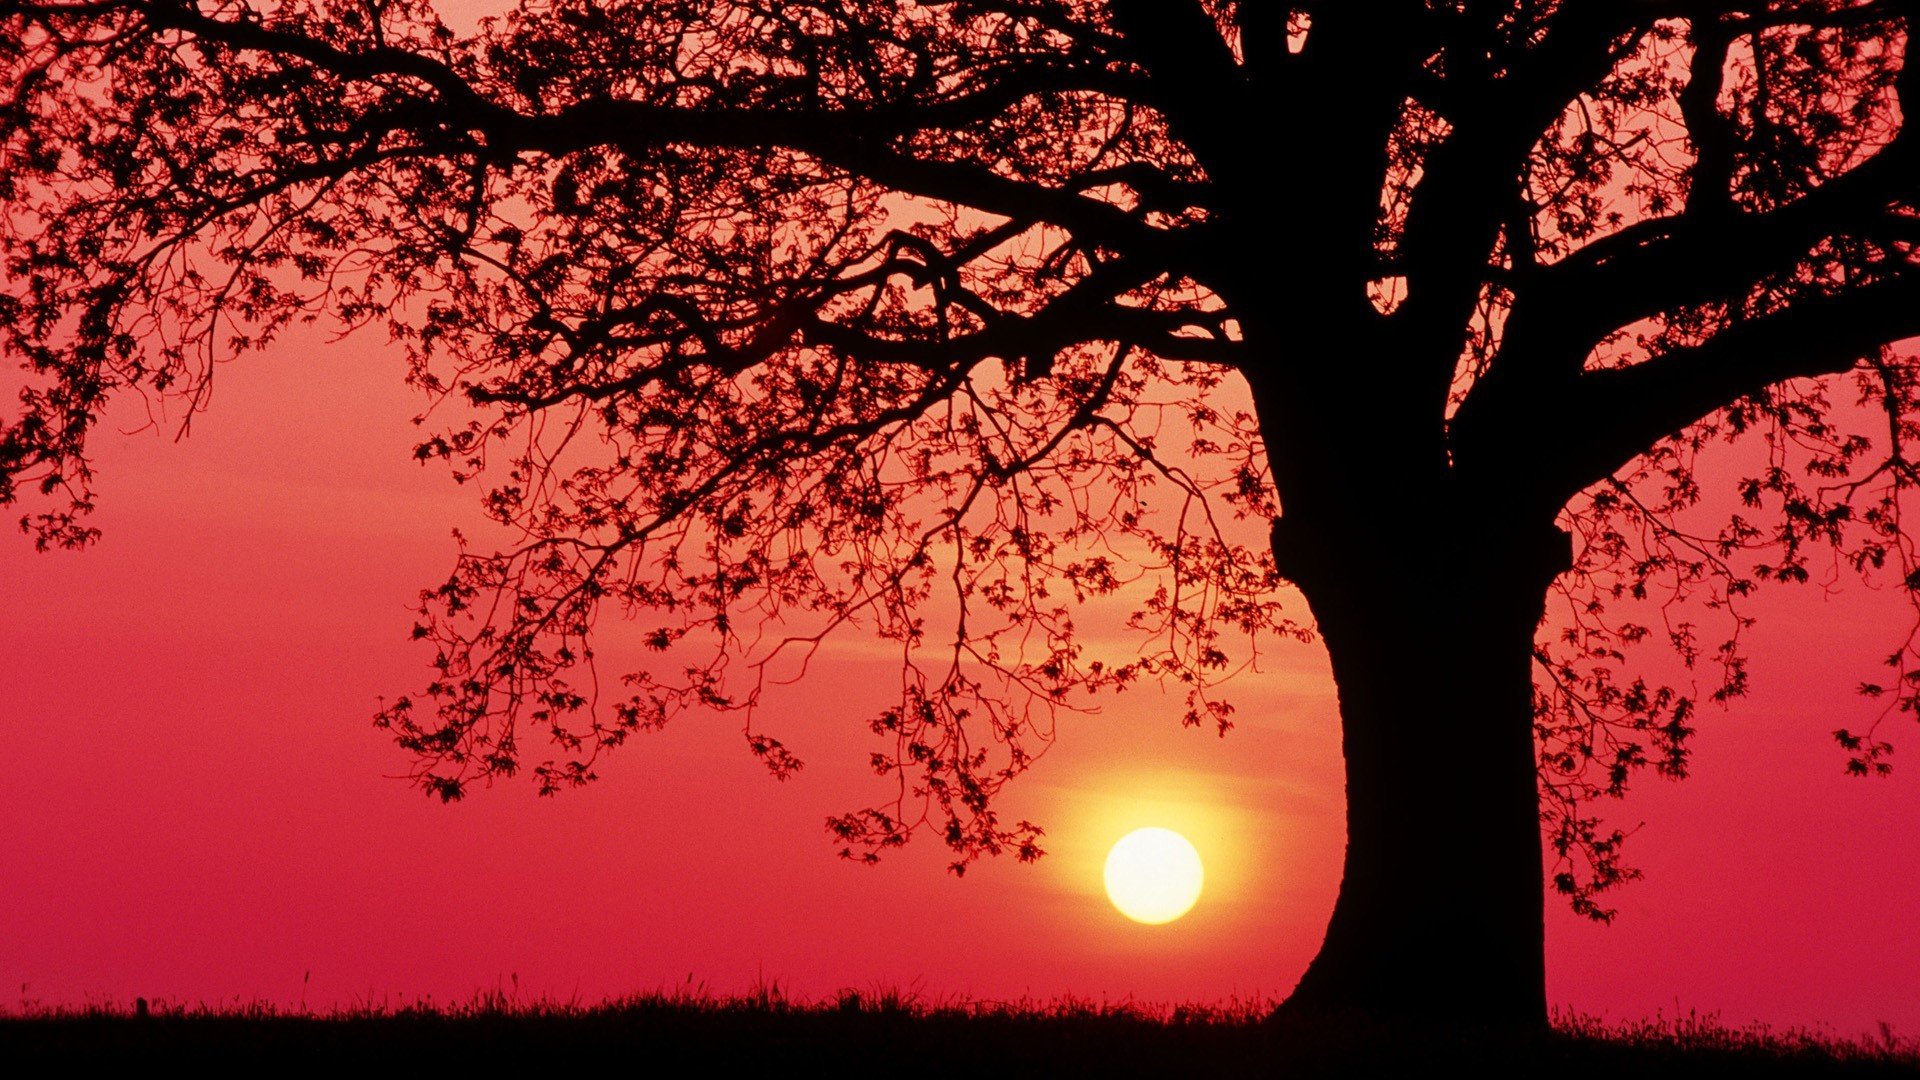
[1103,828,1204,925]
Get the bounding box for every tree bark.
[1271,513,1571,1031]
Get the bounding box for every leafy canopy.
[5,1,1920,910]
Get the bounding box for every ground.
[3,994,1915,1076]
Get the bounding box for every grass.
[3,985,1916,1076]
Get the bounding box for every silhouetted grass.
[3,985,1915,1076]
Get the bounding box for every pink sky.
[2,323,1917,1034]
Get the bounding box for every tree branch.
[1393,3,1660,385]
[1550,274,1920,497]
[1510,8,1919,363]
[84,0,1201,274]
[1104,0,1242,167]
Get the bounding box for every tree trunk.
[1271,513,1571,1031]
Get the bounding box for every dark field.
[3,992,1916,1076]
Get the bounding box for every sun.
[1103,827,1204,925]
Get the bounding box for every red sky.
[3,321,1917,1035]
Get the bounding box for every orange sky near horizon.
[3,319,1918,1035]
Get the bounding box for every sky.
[2,320,1917,1035]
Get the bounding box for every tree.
[6,0,1920,1030]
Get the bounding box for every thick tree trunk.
[1271,513,1571,1031]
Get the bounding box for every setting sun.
[1104,828,1205,925]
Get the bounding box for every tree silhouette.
[6,0,1920,1028]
